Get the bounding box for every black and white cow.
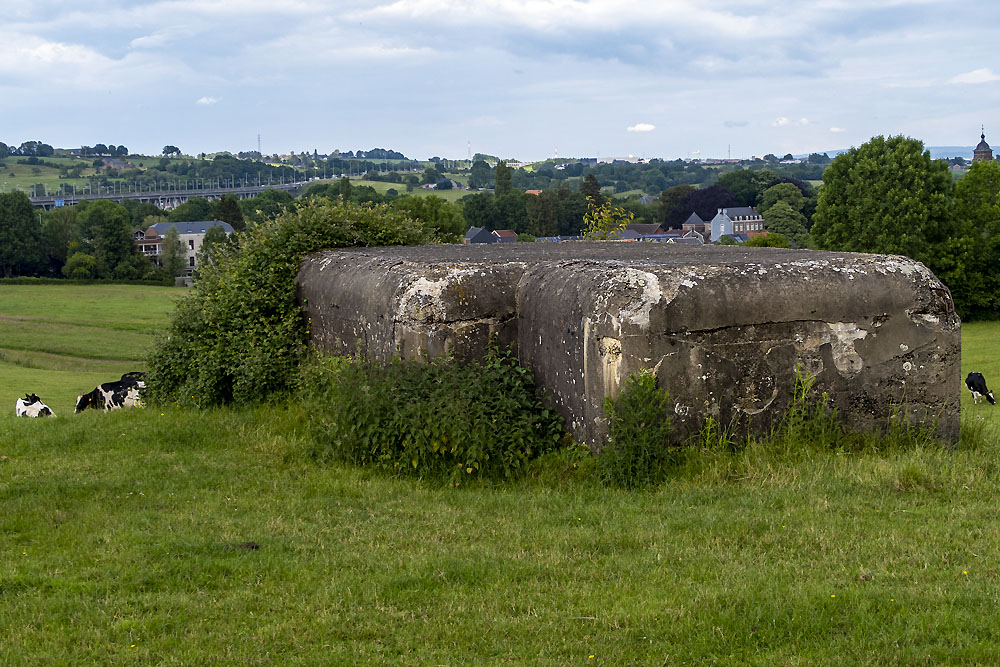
[965,372,995,405]
[74,372,146,413]
[15,393,55,417]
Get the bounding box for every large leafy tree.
[146,199,434,406]
[495,192,528,232]
[686,185,737,221]
[580,174,603,204]
[715,168,780,205]
[213,194,246,231]
[168,196,214,222]
[0,191,45,277]
[525,189,560,237]
[161,225,186,278]
[657,184,697,228]
[468,160,492,189]
[461,192,503,230]
[762,201,810,247]
[392,194,465,242]
[809,135,994,317]
[949,160,1000,317]
[41,206,80,274]
[757,182,805,216]
[812,135,954,262]
[77,199,144,278]
[494,160,512,197]
[241,189,294,224]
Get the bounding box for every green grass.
[2,284,1000,663]
[0,284,178,414]
[0,157,98,195]
[2,405,1000,664]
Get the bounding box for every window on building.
[189,256,195,267]
[188,239,195,250]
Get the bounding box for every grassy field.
[0,283,178,415]
[1,284,1000,664]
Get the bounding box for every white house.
[136,220,235,274]
[709,207,767,243]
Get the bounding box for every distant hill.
[927,146,976,160]
[800,146,978,161]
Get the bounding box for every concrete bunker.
[296,243,960,448]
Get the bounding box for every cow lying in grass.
[74,372,146,413]
[15,393,55,417]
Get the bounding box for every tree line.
[0,189,289,281]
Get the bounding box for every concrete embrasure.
[296,243,960,448]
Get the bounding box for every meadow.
[1,284,999,664]
[0,283,177,415]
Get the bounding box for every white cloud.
[773,117,810,127]
[829,126,846,133]
[948,68,1000,84]
[627,123,655,132]
[197,96,219,105]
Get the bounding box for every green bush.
[597,371,674,489]
[145,198,434,406]
[299,346,566,484]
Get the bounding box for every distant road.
[29,182,303,210]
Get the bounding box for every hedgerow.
[145,198,434,406]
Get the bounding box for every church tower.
[973,127,994,163]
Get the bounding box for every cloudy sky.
[3,0,998,161]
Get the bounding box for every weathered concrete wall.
[296,243,961,448]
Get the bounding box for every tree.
[762,201,810,247]
[580,174,603,204]
[715,168,780,206]
[41,207,80,274]
[461,192,502,230]
[812,135,954,263]
[758,182,806,216]
[495,192,529,233]
[77,199,141,278]
[241,189,294,224]
[123,200,166,226]
[421,166,441,185]
[686,185,737,221]
[469,160,492,189]
[169,197,214,222]
[162,145,181,157]
[658,184,698,228]
[557,188,588,236]
[494,160,513,197]
[582,197,633,240]
[525,190,560,237]
[949,159,1000,317]
[161,225,186,278]
[62,252,97,279]
[196,225,229,275]
[214,194,246,231]
[392,195,465,243]
[0,191,45,277]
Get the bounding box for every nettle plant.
[299,344,566,484]
[597,370,675,489]
[145,198,434,406]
